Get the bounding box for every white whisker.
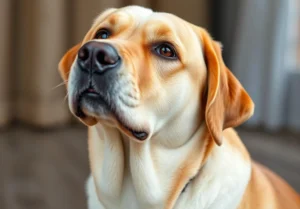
[64,92,69,102]
[52,80,68,90]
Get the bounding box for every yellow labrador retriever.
[59,6,300,209]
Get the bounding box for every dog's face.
[59,6,254,145]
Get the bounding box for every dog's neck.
[87,103,250,209]
[87,104,209,207]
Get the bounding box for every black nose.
[77,42,120,73]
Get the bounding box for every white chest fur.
[86,125,251,209]
[173,143,251,209]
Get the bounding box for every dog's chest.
[86,166,163,209]
[87,147,251,209]
[86,174,140,209]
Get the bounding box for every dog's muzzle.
[70,41,149,141]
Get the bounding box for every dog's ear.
[58,43,81,83]
[200,29,254,145]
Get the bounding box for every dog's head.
[59,6,254,145]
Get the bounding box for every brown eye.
[155,44,177,59]
[95,29,110,39]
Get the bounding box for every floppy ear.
[200,29,254,145]
[58,43,81,83]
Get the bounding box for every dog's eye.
[155,44,177,59]
[95,29,111,39]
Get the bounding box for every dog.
[58,6,300,209]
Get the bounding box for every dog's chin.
[74,92,149,141]
[77,94,111,126]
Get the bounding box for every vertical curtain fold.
[0,0,13,126]
[16,0,70,127]
[222,0,299,131]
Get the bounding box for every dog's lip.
[74,87,100,118]
[114,113,149,141]
[74,88,149,141]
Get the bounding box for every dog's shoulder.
[239,162,300,209]
[223,128,251,161]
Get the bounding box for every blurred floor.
[0,126,89,209]
[0,126,299,209]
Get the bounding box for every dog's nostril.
[96,50,118,65]
[78,47,89,61]
[97,51,106,64]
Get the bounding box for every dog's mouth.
[75,88,103,118]
[74,87,149,141]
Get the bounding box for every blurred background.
[0,0,299,209]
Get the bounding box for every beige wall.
[0,0,210,128]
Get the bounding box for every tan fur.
[239,163,300,209]
[199,28,254,145]
[58,6,300,209]
[166,128,213,209]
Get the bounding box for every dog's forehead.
[117,6,186,25]
[92,6,153,28]
[120,5,153,20]
[92,6,190,34]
